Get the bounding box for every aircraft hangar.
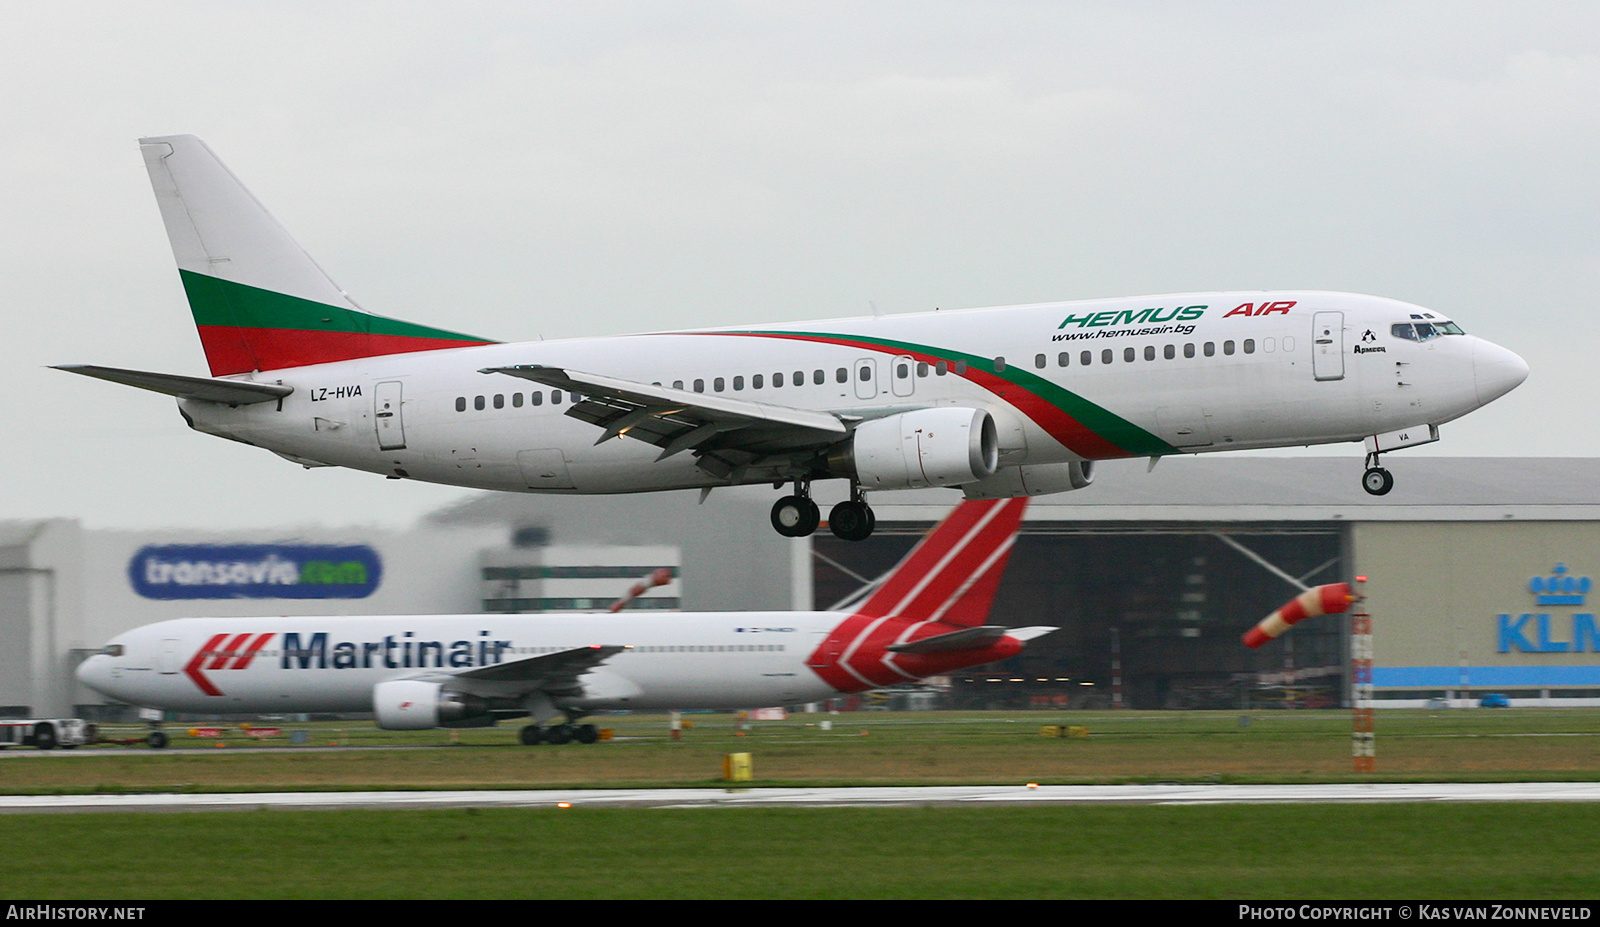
[6,457,1600,717]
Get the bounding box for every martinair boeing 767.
[78,498,1050,746]
[59,136,1527,540]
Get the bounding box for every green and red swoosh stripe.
[712,330,1174,460]
[180,271,496,376]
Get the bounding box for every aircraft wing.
[440,644,629,700]
[482,364,850,480]
[53,364,293,405]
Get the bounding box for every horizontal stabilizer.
[885,624,1056,654]
[53,364,292,405]
[886,625,1011,654]
[1004,626,1059,642]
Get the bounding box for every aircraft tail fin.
[139,135,495,376]
[857,497,1028,628]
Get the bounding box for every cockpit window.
[1391,321,1465,342]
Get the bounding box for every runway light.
[557,802,571,809]
[1026,783,1039,789]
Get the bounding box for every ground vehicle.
[0,718,96,750]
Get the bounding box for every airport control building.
[6,457,1599,717]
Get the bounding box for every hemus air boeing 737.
[77,498,1051,746]
[59,136,1527,540]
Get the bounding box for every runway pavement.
[5,782,1600,813]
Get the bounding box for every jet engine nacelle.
[962,459,1095,499]
[372,680,489,730]
[834,407,1000,490]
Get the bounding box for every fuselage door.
[158,638,182,675]
[890,355,915,398]
[1312,312,1345,381]
[854,358,878,400]
[375,380,406,450]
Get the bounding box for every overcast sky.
[5,2,1597,529]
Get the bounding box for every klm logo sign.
[1498,564,1599,653]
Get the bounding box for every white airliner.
[59,136,1528,540]
[77,498,1050,747]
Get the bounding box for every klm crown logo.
[1530,564,1590,606]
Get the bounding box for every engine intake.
[372,680,489,730]
[833,407,999,490]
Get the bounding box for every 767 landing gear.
[1362,452,1394,496]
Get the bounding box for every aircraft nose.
[1473,338,1529,406]
[75,655,107,692]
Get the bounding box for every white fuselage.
[178,291,1527,494]
[77,613,849,714]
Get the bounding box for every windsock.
[1242,582,1354,648]
[607,568,675,613]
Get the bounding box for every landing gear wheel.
[574,724,599,745]
[543,724,573,745]
[147,730,168,750]
[519,725,545,746]
[32,724,56,751]
[1362,467,1394,496]
[829,500,875,541]
[770,496,820,537]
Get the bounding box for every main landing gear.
[1362,452,1394,496]
[770,482,875,541]
[519,723,600,746]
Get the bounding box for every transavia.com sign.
[128,544,382,600]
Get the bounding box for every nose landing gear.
[1362,452,1394,496]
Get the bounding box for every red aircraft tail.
[808,498,1040,693]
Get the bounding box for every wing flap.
[439,644,629,702]
[54,364,292,405]
[482,365,848,460]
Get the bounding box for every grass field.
[3,709,1599,794]
[2,803,1598,899]
[4,709,1599,899]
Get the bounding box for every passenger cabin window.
[714,377,726,391]
[1144,346,1155,361]
[512,393,523,407]
[493,394,504,409]
[694,379,705,393]
[455,397,466,412]
[1034,354,1047,369]
[994,357,1006,372]
[836,368,848,383]
[531,391,543,405]
[1243,339,1256,354]
[1164,344,1175,360]
[1058,352,1070,367]
[1124,347,1135,363]
[474,396,485,411]
[1081,351,1092,366]
[1100,349,1112,365]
